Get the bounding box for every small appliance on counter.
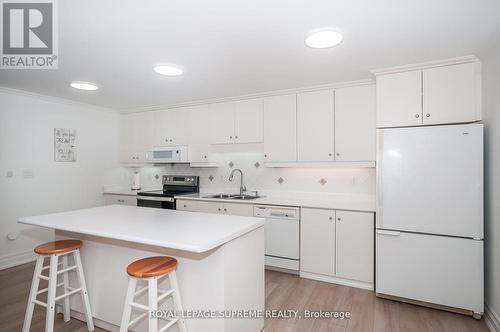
[131,171,141,190]
[137,175,199,209]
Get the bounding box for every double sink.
[203,193,261,200]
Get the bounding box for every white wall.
[113,152,375,196]
[480,41,500,326]
[0,89,120,269]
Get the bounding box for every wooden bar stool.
[23,240,94,332]
[120,256,187,332]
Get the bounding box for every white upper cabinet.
[187,105,211,163]
[210,99,264,144]
[263,94,297,162]
[234,98,263,143]
[210,102,235,144]
[375,59,482,128]
[335,85,376,161]
[120,112,153,163]
[422,62,481,125]
[376,70,422,128]
[297,90,335,162]
[152,108,190,146]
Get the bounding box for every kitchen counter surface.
[18,205,265,253]
[175,192,376,212]
[102,185,161,196]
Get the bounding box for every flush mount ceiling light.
[70,81,99,90]
[305,30,343,49]
[153,64,183,76]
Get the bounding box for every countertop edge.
[18,217,265,254]
[174,195,376,212]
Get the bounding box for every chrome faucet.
[229,169,246,195]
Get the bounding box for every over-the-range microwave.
[145,146,188,163]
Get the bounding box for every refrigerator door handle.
[376,230,401,236]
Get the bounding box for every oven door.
[136,196,175,209]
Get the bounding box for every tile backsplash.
[111,152,375,195]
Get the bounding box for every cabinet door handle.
[415,114,420,118]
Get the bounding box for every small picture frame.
[54,128,77,162]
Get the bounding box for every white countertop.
[18,205,265,253]
[175,192,376,212]
[103,186,161,196]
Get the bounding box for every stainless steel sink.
[230,194,260,200]
[202,193,260,200]
[203,193,239,199]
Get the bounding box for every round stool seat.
[127,256,178,278]
[34,240,82,255]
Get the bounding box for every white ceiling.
[1,0,500,111]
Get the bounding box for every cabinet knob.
[235,136,238,139]
[264,154,267,158]
[218,208,222,211]
[328,153,332,157]
[165,138,168,142]
[337,217,341,221]
[230,136,233,139]
[183,204,187,208]
[336,153,340,156]
[223,208,227,212]
[329,217,333,220]
[415,114,420,118]
[426,113,431,117]
[170,139,173,142]
[204,155,207,158]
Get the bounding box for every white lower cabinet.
[176,199,254,217]
[104,194,137,206]
[300,208,335,276]
[335,210,374,283]
[300,207,374,287]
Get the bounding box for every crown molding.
[119,78,375,114]
[0,86,119,113]
[370,55,480,76]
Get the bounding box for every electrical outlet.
[23,169,34,179]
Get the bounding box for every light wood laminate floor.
[0,263,488,332]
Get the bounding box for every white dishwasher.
[254,205,300,273]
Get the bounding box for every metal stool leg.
[22,255,44,332]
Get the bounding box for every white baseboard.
[0,250,36,270]
[485,304,500,332]
[300,271,374,290]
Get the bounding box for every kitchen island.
[18,205,265,332]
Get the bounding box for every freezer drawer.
[376,230,483,313]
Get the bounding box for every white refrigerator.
[376,123,484,317]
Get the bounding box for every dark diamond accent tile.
[154,174,160,180]
[228,161,234,168]
[277,177,284,185]
[254,162,260,168]
[319,178,327,186]
[209,175,214,182]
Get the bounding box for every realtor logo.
[1,0,58,69]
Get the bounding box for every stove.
[136,175,199,209]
